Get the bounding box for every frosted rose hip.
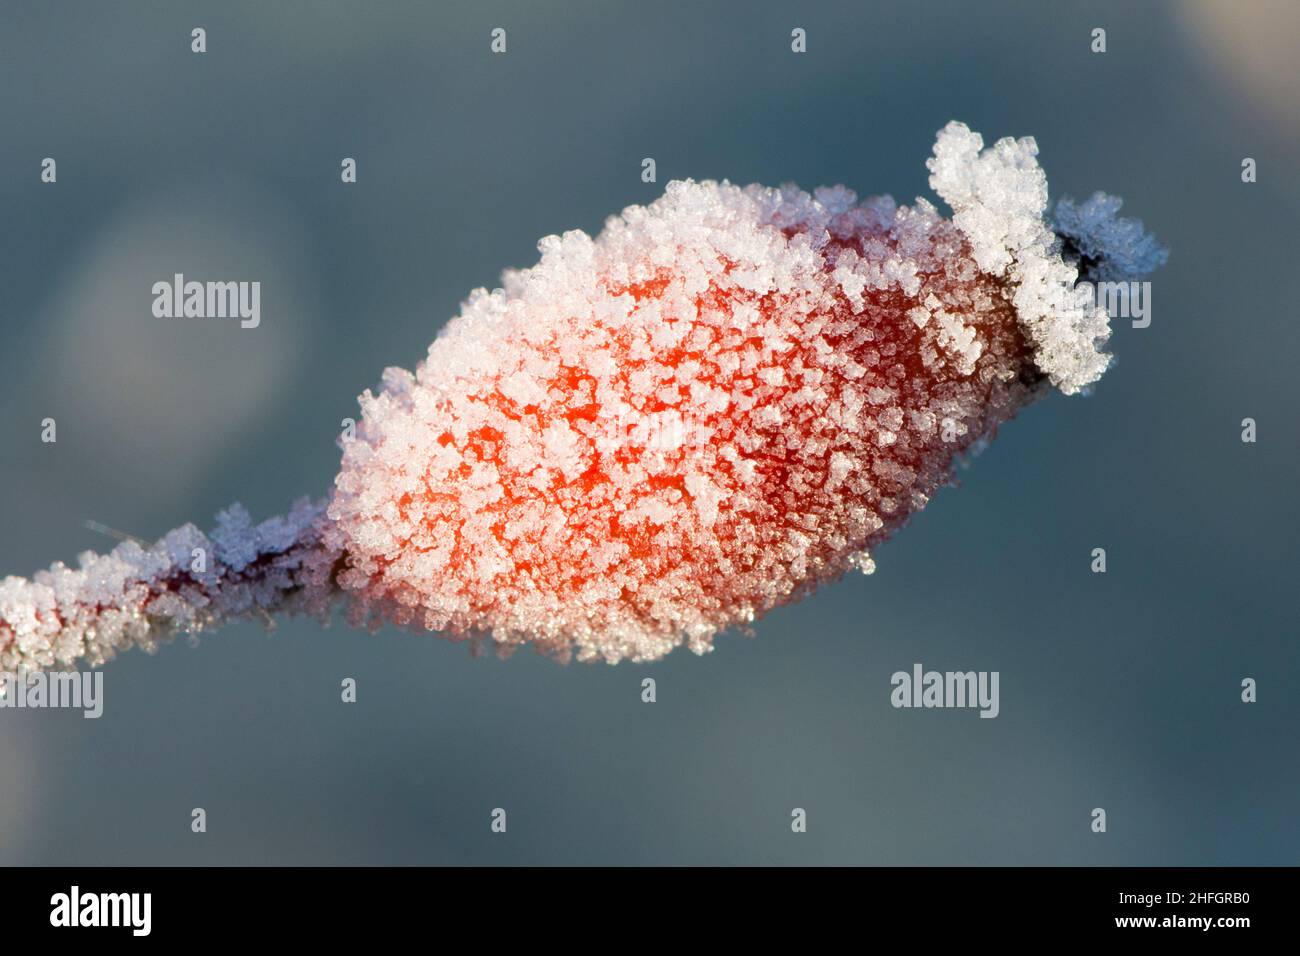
[0,122,1166,673]
[324,123,1163,663]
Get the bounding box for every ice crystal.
[1052,191,1170,283]
[0,498,333,674]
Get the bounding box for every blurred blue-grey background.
[1,0,1296,865]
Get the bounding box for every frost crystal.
[0,499,334,674]
[2,122,1166,671]
[1052,191,1169,283]
[926,121,1162,394]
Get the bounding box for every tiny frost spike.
[0,123,1166,673]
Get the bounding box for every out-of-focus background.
[1,0,1296,865]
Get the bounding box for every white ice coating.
[0,499,331,674]
[929,121,1116,395]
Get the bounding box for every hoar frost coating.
[0,500,330,673]
[0,122,1166,672]
[326,122,1157,663]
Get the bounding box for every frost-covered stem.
[0,498,341,675]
